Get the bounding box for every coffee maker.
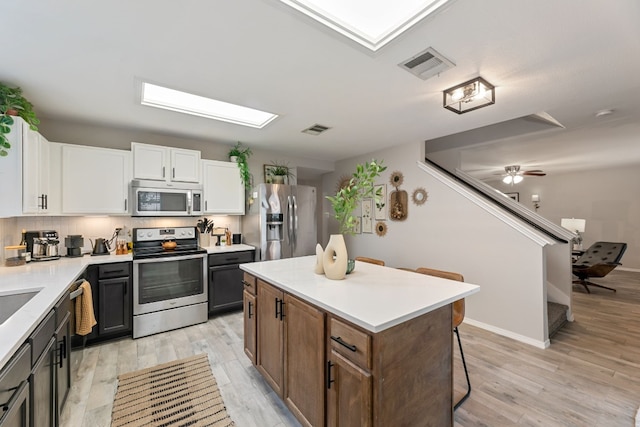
[64,235,84,257]
[25,230,61,261]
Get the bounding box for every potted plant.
[323,159,386,279]
[267,162,295,184]
[0,83,40,157]
[227,141,252,190]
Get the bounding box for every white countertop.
[204,244,255,254]
[0,244,256,371]
[240,256,480,333]
[0,254,132,370]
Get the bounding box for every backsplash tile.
[1,215,240,263]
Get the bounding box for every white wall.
[491,164,640,270]
[322,141,564,347]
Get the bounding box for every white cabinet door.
[61,145,131,214]
[132,142,200,183]
[131,142,166,181]
[170,148,200,183]
[22,128,50,214]
[0,118,24,217]
[202,160,245,215]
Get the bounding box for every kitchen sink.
[0,291,40,325]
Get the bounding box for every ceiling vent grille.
[302,124,331,135]
[399,47,455,80]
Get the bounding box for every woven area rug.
[111,353,234,427]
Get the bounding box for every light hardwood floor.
[61,270,640,426]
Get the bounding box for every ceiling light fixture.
[502,165,523,184]
[443,76,495,114]
[141,82,278,128]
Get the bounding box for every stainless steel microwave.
[130,180,203,216]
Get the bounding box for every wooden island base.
[242,271,455,426]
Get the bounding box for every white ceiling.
[3,1,640,178]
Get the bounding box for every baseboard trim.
[463,318,550,349]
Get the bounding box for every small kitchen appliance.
[132,226,208,338]
[64,235,84,257]
[25,230,61,261]
[90,238,110,256]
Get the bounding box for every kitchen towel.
[75,280,97,335]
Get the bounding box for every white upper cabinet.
[61,144,131,214]
[22,125,50,214]
[0,117,56,217]
[202,160,245,215]
[132,142,200,183]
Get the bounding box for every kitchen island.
[240,256,480,427]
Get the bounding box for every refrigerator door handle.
[292,195,298,250]
[287,195,294,245]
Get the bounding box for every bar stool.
[354,256,385,266]
[415,267,471,410]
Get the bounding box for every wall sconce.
[443,76,495,114]
[531,194,540,211]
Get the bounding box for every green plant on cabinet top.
[0,83,40,157]
[228,141,252,190]
[326,159,386,235]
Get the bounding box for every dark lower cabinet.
[0,344,31,427]
[30,337,54,427]
[208,250,254,315]
[98,276,131,335]
[85,262,133,343]
[54,312,71,426]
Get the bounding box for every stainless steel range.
[132,226,208,338]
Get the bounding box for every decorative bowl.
[346,258,355,274]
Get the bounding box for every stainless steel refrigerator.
[243,184,317,261]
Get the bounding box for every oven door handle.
[133,252,207,264]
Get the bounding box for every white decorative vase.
[229,156,238,163]
[314,243,325,274]
[323,234,348,280]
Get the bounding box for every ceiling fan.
[501,165,546,184]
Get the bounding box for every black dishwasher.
[208,250,254,315]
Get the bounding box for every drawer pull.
[242,280,252,287]
[247,301,253,319]
[331,335,357,352]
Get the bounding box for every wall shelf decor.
[412,188,428,206]
[389,189,408,221]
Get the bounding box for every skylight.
[278,0,452,51]
[141,82,278,129]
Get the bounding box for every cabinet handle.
[124,199,128,211]
[326,361,335,389]
[205,200,208,211]
[330,335,357,352]
[275,298,285,320]
[162,166,165,178]
[173,167,175,178]
[248,301,253,318]
[58,335,67,369]
[44,194,48,209]
[242,280,251,287]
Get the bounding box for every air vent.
[302,124,331,135]
[399,47,455,80]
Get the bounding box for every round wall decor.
[375,221,387,237]
[389,171,404,188]
[412,188,428,205]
